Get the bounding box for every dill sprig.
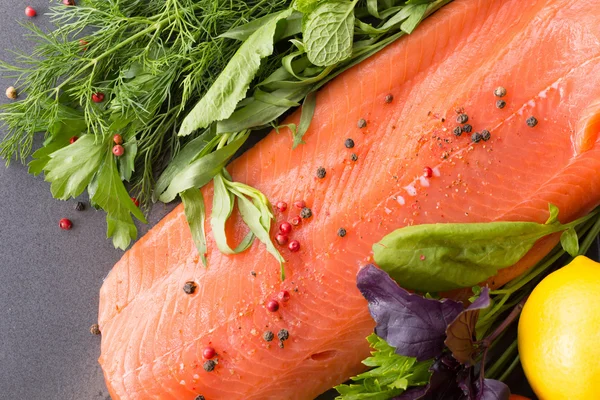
[0,0,293,202]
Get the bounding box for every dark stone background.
[1,1,594,399]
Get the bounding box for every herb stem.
[485,340,518,379]
[481,297,526,347]
[498,354,521,382]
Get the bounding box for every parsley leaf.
[335,334,432,399]
[90,152,147,250]
[42,135,105,200]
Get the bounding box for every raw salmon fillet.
[98,0,600,398]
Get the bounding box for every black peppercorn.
[251,271,257,277]
[344,138,355,148]
[316,167,326,179]
[494,86,507,97]
[481,130,491,141]
[90,324,101,335]
[203,360,216,372]
[456,114,468,124]
[263,331,274,342]
[463,124,472,133]
[278,341,284,349]
[183,281,197,295]
[526,116,538,127]
[384,94,393,103]
[300,207,312,219]
[471,132,483,143]
[357,118,367,128]
[195,396,206,400]
[75,201,86,211]
[351,153,358,162]
[496,99,506,109]
[278,329,289,341]
[453,126,463,136]
[338,228,347,237]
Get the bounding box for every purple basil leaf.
[457,367,476,399]
[445,287,491,365]
[393,386,429,400]
[474,379,510,400]
[357,265,464,361]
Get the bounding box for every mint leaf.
[335,334,433,399]
[304,0,358,67]
[90,152,147,250]
[179,9,293,135]
[43,134,105,200]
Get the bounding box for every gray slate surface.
[0,2,174,398]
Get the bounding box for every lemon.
[518,256,600,400]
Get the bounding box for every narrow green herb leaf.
[560,228,579,257]
[118,139,137,182]
[367,0,380,18]
[304,0,358,67]
[293,91,317,148]
[381,5,414,30]
[355,19,388,35]
[373,221,563,292]
[90,152,147,250]
[217,87,312,134]
[254,88,301,107]
[400,4,428,34]
[235,190,285,279]
[153,129,217,201]
[181,188,208,266]
[220,11,303,41]
[179,9,294,136]
[158,132,249,203]
[43,135,105,200]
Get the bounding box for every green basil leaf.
[254,88,301,107]
[235,191,285,279]
[560,228,579,257]
[153,129,217,201]
[43,135,105,200]
[91,152,147,250]
[158,132,249,203]
[293,91,317,148]
[179,9,293,136]
[181,189,208,266]
[373,221,561,292]
[304,0,358,67]
[546,203,560,224]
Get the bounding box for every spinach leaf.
[181,189,208,266]
[158,132,249,203]
[373,205,591,292]
[303,0,358,67]
[179,9,293,136]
